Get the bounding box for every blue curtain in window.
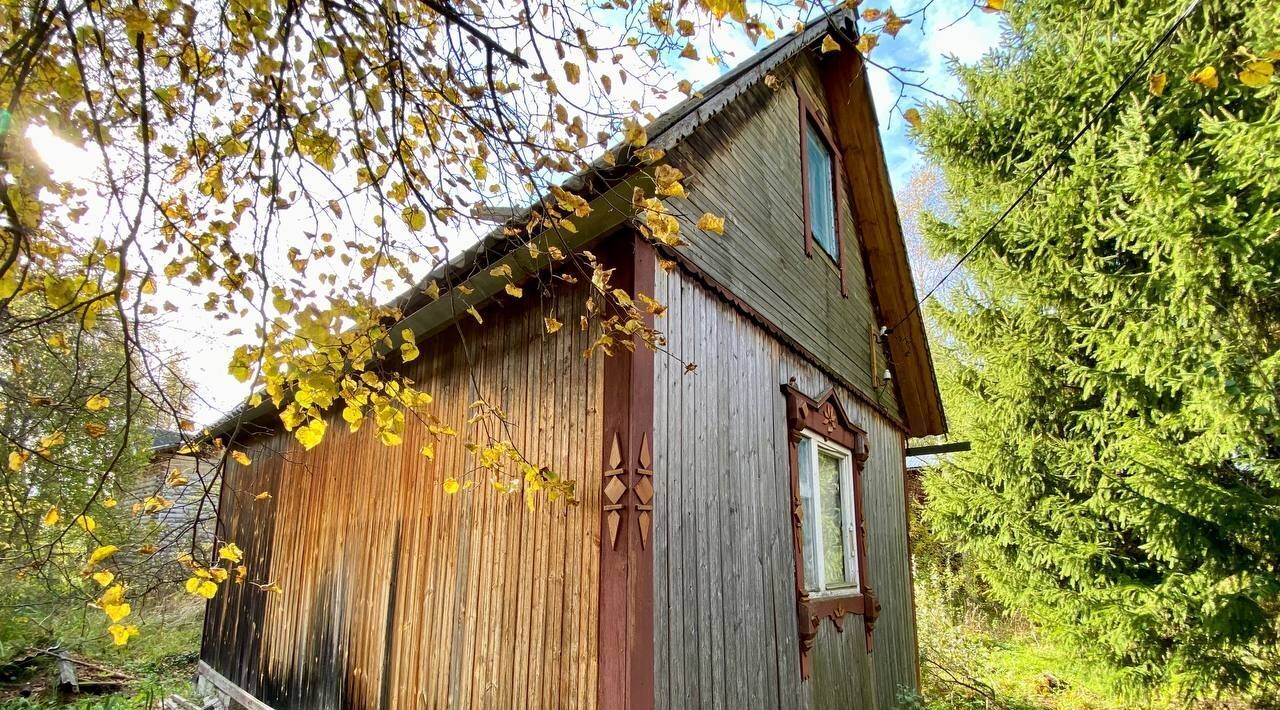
[806,126,838,259]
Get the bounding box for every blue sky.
[27,3,1006,424]
[674,3,1005,193]
[852,3,1005,189]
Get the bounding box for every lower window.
[782,382,879,676]
[797,433,859,595]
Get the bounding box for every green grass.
[0,594,204,709]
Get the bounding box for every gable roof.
[207,8,944,440]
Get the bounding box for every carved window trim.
[782,381,879,679]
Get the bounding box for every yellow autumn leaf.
[467,306,483,324]
[654,164,686,198]
[142,495,172,513]
[255,491,272,501]
[981,0,1006,12]
[504,283,524,298]
[402,206,427,232]
[231,450,252,466]
[102,600,131,623]
[186,577,218,599]
[564,61,581,84]
[680,43,699,60]
[102,497,117,508]
[108,624,139,646]
[218,543,244,563]
[903,108,923,129]
[856,34,879,55]
[83,422,108,438]
[121,5,152,36]
[379,428,403,446]
[295,418,327,450]
[1148,72,1167,96]
[401,338,420,363]
[545,317,563,334]
[623,117,647,147]
[75,515,96,533]
[489,263,513,279]
[1239,60,1274,88]
[820,34,841,53]
[261,583,284,595]
[9,450,29,471]
[92,571,115,587]
[1189,65,1219,89]
[38,431,66,451]
[43,506,60,527]
[209,567,229,582]
[85,394,110,411]
[420,442,435,460]
[100,583,125,607]
[88,545,119,565]
[883,11,909,37]
[697,213,726,235]
[443,477,461,494]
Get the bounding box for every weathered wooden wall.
[651,266,917,710]
[203,281,603,709]
[664,52,900,422]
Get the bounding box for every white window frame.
[798,430,860,596]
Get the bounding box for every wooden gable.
[655,36,944,437]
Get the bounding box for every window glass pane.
[806,127,838,259]
[797,438,820,591]
[817,449,849,588]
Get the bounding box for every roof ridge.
[203,8,858,438]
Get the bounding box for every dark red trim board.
[598,233,656,710]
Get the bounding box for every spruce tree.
[916,0,1280,694]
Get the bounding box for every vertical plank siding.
[664,53,900,422]
[652,266,917,710]
[204,283,602,709]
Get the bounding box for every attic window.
[805,124,839,261]
[795,82,848,298]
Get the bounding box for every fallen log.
[54,649,78,694]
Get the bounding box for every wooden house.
[198,10,945,710]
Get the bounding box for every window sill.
[805,590,868,622]
[797,587,881,662]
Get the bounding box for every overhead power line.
[888,0,1203,334]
